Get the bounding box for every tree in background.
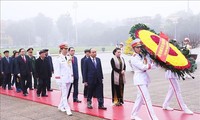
[34,13,53,47]
[56,13,74,44]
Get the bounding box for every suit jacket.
[81,56,87,83]
[83,57,103,84]
[0,58,1,73]
[1,57,12,74]
[72,56,79,80]
[11,57,18,75]
[16,55,32,76]
[46,56,54,76]
[35,57,51,79]
[29,56,36,73]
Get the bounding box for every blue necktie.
[7,57,9,63]
[93,58,97,68]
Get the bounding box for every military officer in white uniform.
[54,43,73,116]
[162,70,193,114]
[130,39,158,120]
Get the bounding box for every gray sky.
[1,1,200,23]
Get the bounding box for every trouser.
[29,74,33,89]
[0,73,4,86]
[83,85,96,98]
[14,75,21,89]
[3,73,11,89]
[33,73,38,89]
[67,79,79,100]
[87,80,104,106]
[20,74,31,94]
[131,84,157,120]
[163,78,188,110]
[46,77,51,90]
[83,85,88,97]
[58,83,71,110]
[37,78,47,96]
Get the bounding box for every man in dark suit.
[35,50,51,97]
[27,48,36,89]
[1,50,13,90]
[16,48,32,96]
[11,51,21,92]
[83,48,107,110]
[67,47,81,103]
[0,53,3,87]
[81,49,91,98]
[43,49,54,91]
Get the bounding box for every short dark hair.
[84,49,90,53]
[19,48,25,53]
[39,50,45,54]
[68,47,74,51]
[3,50,9,54]
[113,48,121,55]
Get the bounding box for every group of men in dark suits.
[0,48,54,97]
[1,47,107,110]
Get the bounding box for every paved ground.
[0,52,199,120]
[0,95,106,120]
[52,53,200,113]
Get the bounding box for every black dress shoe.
[8,88,13,90]
[73,99,82,103]
[41,95,48,97]
[23,94,27,96]
[87,105,93,109]
[98,106,107,110]
[87,103,93,109]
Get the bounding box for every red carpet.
[0,88,200,120]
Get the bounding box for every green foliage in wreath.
[129,23,157,40]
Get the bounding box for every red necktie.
[23,56,26,63]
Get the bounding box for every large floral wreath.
[124,23,195,79]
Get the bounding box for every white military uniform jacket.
[54,54,74,84]
[130,53,154,85]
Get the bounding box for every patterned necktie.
[93,58,97,68]
[65,56,67,61]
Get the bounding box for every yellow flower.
[124,37,134,55]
